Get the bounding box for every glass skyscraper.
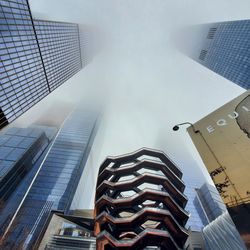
[33,20,82,91]
[0,0,82,129]
[183,178,207,232]
[0,127,50,201]
[0,126,56,237]
[184,179,227,230]
[1,110,98,249]
[183,177,246,249]
[193,20,250,89]
[196,183,227,223]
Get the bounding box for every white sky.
[14,0,250,192]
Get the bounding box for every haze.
[12,0,250,207]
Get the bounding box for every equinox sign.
[206,105,250,134]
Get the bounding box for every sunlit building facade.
[188,91,250,248]
[0,0,82,129]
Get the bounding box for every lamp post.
[172,122,199,133]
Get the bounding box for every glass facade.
[183,178,227,231]
[183,178,238,249]
[33,20,82,91]
[183,177,207,232]
[0,126,54,237]
[0,127,49,201]
[0,0,48,127]
[196,183,227,223]
[3,110,98,249]
[196,20,250,89]
[0,0,82,129]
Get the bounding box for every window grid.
[0,0,82,129]
[198,20,250,89]
[0,0,48,128]
[34,20,81,91]
[8,111,97,247]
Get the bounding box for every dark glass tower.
[0,0,82,129]
[192,20,250,89]
[1,110,98,249]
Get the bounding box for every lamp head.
[172,125,180,131]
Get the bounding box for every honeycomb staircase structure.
[94,148,189,250]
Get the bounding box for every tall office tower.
[184,178,207,231]
[0,0,82,129]
[94,148,189,250]
[33,20,82,91]
[0,126,56,236]
[189,20,250,89]
[196,183,227,222]
[183,178,246,250]
[0,127,50,201]
[196,183,246,250]
[1,110,98,249]
[183,178,207,250]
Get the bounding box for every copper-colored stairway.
[94,148,189,250]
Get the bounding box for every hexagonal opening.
[137,183,162,191]
[119,190,137,198]
[118,174,135,182]
[141,220,160,229]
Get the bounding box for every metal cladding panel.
[203,212,247,250]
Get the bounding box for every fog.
[13,0,250,195]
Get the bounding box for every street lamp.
[172,122,199,133]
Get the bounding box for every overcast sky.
[14,0,250,193]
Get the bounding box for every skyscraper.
[188,20,250,89]
[33,20,82,91]
[1,110,98,249]
[94,148,189,249]
[183,179,245,250]
[0,127,49,201]
[196,183,227,223]
[0,0,82,129]
[0,126,57,237]
[184,178,207,232]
